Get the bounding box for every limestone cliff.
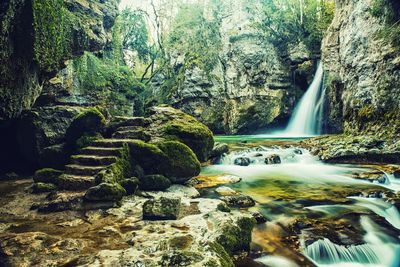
[0,0,118,120]
[322,0,400,136]
[148,0,316,134]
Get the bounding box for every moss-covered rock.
[128,140,169,174]
[142,196,181,220]
[156,141,201,183]
[66,107,106,146]
[147,106,214,162]
[215,216,256,255]
[32,182,57,193]
[38,143,71,169]
[120,177,139,195]
[85,182,126,202]
[33,168,63,184]
[140,175,171,191]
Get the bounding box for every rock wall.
[322,0,400,136]
[149,0,316,134]
[0,0,118,120]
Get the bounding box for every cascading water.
[283,63,325,137]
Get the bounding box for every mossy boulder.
[143,196,181,220]
[66,107,106,146]
[85,183,126,202]
[140,175,171,191]
[120,177,139,195]
[147,106,214,162]
[38,143,70,169]
[127,140,169,175]
[33,168,63,184]
[156,141,201,183]
[128,140,201,183]
[215,216,256,255]
[32,182,57,193]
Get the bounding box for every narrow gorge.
[0,0,399,266]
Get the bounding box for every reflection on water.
[204,136,400,267]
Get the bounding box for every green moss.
[140,175,171,191]
[215,217,256,255]
[76,133,102,151]
[120,177,139,195]
[208,242,235,267]
[32,182,57,193]
[357,105,376,122]
[163,114,214,161]
[32,0,70,73]
[128,140,169,175]
[66,107,106,146]
[34,168,63,183]
[156,141,201,182]
[85,182,126,202]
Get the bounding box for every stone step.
[113,116,150,127]
[80,147,122,157]
[116,126,142,132]
[92,139,131,148]
[112,130,151,141]
[71,155,118,166]
[65,164,107,176]
[57,175,96,191]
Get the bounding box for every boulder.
[222,195,256,208]
[85,183,126,202]
[157,141,201,183]
[217,202,231,213]
[264,154,281,164]
[142,197,181,220]
[147,106,214,161]
[33,168,63,184]
[120,177,139,195]
[140,175,171,191]
[210,142,229,159]
[215,186,238,197]
[251,212,268,224]
[234,157,251,166]
[66,107,106,146]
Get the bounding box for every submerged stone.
[234,157,251,166]
[264,154,281,164]
[222,195,256,208]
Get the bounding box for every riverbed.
[202,135,400,267]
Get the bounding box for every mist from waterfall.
[285,63,325,136]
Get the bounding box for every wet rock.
[120,177,139,195]
[222,195,256,208]
[234,157,251,166]
[264,154,281,164]
[215,186,238,196]
[85,183,126,202]
[294,149,303,155]
[210,142,229,159]
[192,174,242,189]
[140,175,171,191]
[143,196,181,220]
[166,185,200,198]
[393,170,400,179]
[217,202,231,213]
[251,212,267,224]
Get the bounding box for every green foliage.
[166,2,222,73]
[73,52,144,115]
[370,0,400,48]
[120,9,152,62]
[32,0,68,73]
[255,0,335,51]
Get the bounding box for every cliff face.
[150,0,316,134]
[0,0,118,120]
[322,0,400,136]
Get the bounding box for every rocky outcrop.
[149,0,316,134]
[0,0,118,121]
[322,0,400,135]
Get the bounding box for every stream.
[201,135,400,267]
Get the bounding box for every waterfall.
[285,63,325,136]
[303,216,400,267]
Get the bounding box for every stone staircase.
[59,117,149,191]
